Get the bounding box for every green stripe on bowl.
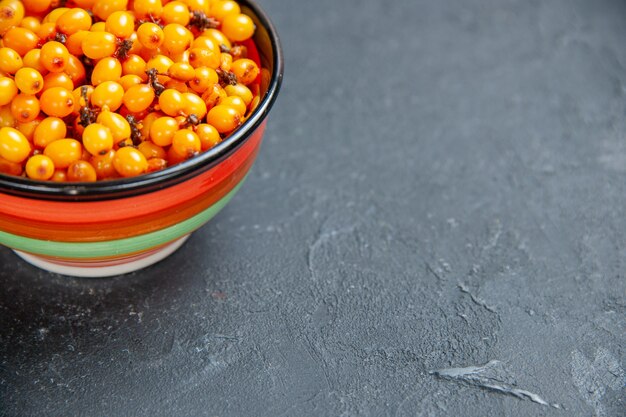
[0,180,244,259]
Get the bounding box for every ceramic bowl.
[0,0,283,277]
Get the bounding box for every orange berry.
[14,68,43,95]
[146,157,167,172]
[201,28,231,50]
[145,54,173,74]
[231,58,259,85]
[181,92,207,118]
[91,57,122,85]
[22,49,47,75]
[189,66,217,93]
[36,22,56,40]
[139,111,161,139]
[34,116,66,148]
[123,84,155,113]
[137,141,166,159]
[224,83,253,105]
[40,41,69,73]
[0,127,31,163]
[133,0,163,19]
[188,47,220,69]
[113,146,147,177]
[207,104,240,133]
[158,88,184,116]
[91,81,124,110]
[43,138,82,168]
[221,13,255,42]
[0,47,22,74]
[105,11,134,39]
[43,7,69,23]
[56,8,92,35]
[171,128,200,158]
[121,54,148,80]
[96,108,131,142]
[66,159,97,182]
[10,94,40,123]
[211,0,240,22]
[219,95,246,116]
[90,149,117,179]
[82,123,114,156]
[195,123,221,150]
[16,116,42,141]
[92,0,128,20]
[25,154,55,180]
[168,62,195,81]
[162,23,192,55]
[2,27,39,57]
[149,116,178,146]
[65,31,89,56]
[21,0,51,15]
[42,71,74,92]
[0,77,18,106]
[0,0,25,35]
[162,1,190,25]
[50,169,67,182]
[136,22,164,50]
[40,87,74,117]
[81,31,118,59]
[119,74,144,90]
[65,55,87,86]
[0,105,14,127]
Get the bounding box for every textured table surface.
[1,0,625,416]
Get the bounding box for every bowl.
[0,0,283,278]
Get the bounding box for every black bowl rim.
[0,0,283,201]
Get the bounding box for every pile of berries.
[0,0,261,181]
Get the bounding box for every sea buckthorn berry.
[190,66,217,93]
[219,95,246,116]
[168,62,195,81]
[146,157,167,172]
[2,28,40,57]
[90,21,105,32]
[158,89,184,116]
[149,116,178,146]
[0,48,22,74]
[82,123,114,156]
[91,57,122,85]
[34,116,66,148]
[139,111,161,139]
[202,83,227,109]
[207,104,240,133]
[0,156,23,175]
[120,74,143,90]
[0,77,18,105]
[192,36,219,53]
[36,22,56,40]
[0,105,14,127]
[20,16,40,32]
[67,159,97,181]
[195,123,220,150]
[134,0,163,18]
[92,0,128,20]
[73,0,97,8]
[162,24,193,55]
[25,154,55,180]
[231,58,259,85]
[171,128,200,158]
[40,87,74,117]
[20,0,48,15]
[56,8,92,35]
[188,47,220,69]
[113,146,147,177]
[182,92,207,118]
[221,13,255,42]
[82,31,118,60]
[123,84,155,113]
[96,109,131,142]
[165,79,188,93]
[201,28,231,50]
[0,0,25,35]
[224,83,253,106]
[146,54,173,74]
[166,142,186,165]
[211,0,240,22]
[66,31,89,56]
[90,149,117,179]
[43,138,82,168]
[17,116,42,140]
[162,1,190,25]
[42,72,74,92]
[182,0,208,14]
[14,68,43,94]
[0,127,31,162]
[137,141,166,159]
[65,55,87,86]
[121,55,148,80]
[10,94,40,123]
[50,169,67,182]
[137,23,164,50]
[43,7,69,23]
[22,50,47,74]
[105,11,134,39]
[91,81,124,110]
[40,41,69,73]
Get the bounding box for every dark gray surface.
[1,0,625,415]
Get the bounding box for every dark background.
[1,0,625,415]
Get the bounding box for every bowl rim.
[0,0,284,201]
